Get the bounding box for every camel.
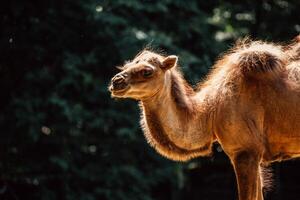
[108,36,300,200]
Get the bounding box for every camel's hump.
[230,41,286,79]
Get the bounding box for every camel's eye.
[141,68,153,78]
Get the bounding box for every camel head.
[109,50,178,100]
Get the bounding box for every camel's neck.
[140,70,214,161]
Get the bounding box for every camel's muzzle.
[109,73,129,95]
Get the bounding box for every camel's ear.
[161,55,178,70]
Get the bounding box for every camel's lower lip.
[111,87,130,97]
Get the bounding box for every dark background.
[1,0,300,199]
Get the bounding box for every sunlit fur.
[109,36,300,200]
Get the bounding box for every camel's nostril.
[112,74,125,82]
[113,76,124,84]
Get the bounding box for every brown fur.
[109,35,300,200]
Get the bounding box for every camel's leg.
[257,167,264,200]
[231,151,262,200]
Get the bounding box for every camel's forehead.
[120,50,165,71]
[133,50,164,62]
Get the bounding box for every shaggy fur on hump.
[285,35,300,61]
[232,39,286,77]
[196,38,287,102]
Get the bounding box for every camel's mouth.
[109,85,130,97]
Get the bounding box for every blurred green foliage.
[0,0,299,200]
